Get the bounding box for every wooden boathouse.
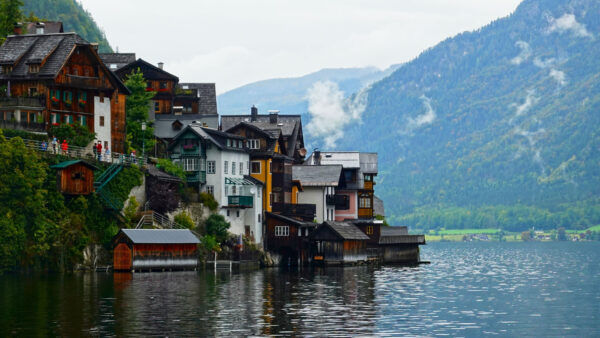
[311,221,369,265]
[50,160,98,195]
[113,229,200,271]
[378,226,426,263]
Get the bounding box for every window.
[344,170,354,183]
[274,226,289,237]
[64,115,73,124]
[206,186,214,196]
[236,210,240,217]
[269,161,272,173]
[51,113,59,124]
[232,162,236,175]
[227,210,230,217]
[247,139,259,149]
[154,101,159,113]
[251,161,261,174]
[207,161,216,174]
[247,161,249,174]
[159,81,167,89]
[359,197,371,208]
[63,91,72,106]
[366,226,374,235]
[99,116,105,127]
[28,87,37,96]
[364,174,373,182]
[183,158,198,171]
[239,162,243,175]
[99,92,104,103]
[232,185,237,195]
[28,64,40,73]
[224,161,228,174]
[258,214,261,223]
[225,186,229,196]
[104,141,108,150]
[226,139,231,147]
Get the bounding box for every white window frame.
[206,185,214,196]
[207,161,216,174]
[275,226,289,237]
[232,162,236,176]
[248,139,259,149]
[183,158,198,172]
[224,160,228,174]
[239,162,243,175]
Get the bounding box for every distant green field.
[431,228,501,235]
[586,225,600,232]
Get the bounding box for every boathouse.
[113,229,200,271]
[311,221,369,265]
[378,226,426,263]
[50,160,98,195]
[265,212,317,266]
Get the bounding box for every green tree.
[204,214,230,244]
[0,0,23,43]
[174,211,195,230]
[557,227,567,241]
[49,123,95,147]
[123,196,139,226]
[124,68,155,154]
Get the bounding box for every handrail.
[134,210,200,237]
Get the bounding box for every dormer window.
[110,64,117,69]
[247,139,259,149]
[2,65,13,74]
[28,64,40,73]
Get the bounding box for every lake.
[1,242,599,336]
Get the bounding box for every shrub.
[174,212,195,230]
[204,214,230,244]
[49,123,95,147]
[199,192,218,211]
[156,158,186,181]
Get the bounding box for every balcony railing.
[63,74,107,89]
[228,195,253,208]
[185,171,206,184]
[0,96,45,108]
[0,120,46,132]
[272,203,316,220]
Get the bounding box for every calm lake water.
[1,242,599,336]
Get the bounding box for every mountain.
[339,0,600,231]
[217,65,401,115]
[23,0,112,52]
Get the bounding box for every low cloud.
[514,126,547,175]
[511,41,532,65]
[403,95,436,134]
[306,81,367,148]
[533,56,557,69]
[549,68,567,87]
[510,89,539,123]
[547,13,593,39]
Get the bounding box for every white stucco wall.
[298,187,325,223]
[93,96,111,152]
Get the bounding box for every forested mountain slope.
[23,0,112,52]
[342,0,600,230]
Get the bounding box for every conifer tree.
[124,68,155,154]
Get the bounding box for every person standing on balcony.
[52,137,57,154]
[105,147,111,163]
[61,140,68,156]
[96,142,102,161]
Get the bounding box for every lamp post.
[141,122,146,161]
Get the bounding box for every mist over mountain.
[339,0,600,230]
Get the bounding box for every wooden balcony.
[272,203,316,221]
[185,171,206,184]
[228,195,253,208]
[57,74,111,90]
[0,96,45,109]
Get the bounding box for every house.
[168,124,263,243]
[264,212,317,266]
[311,221,369,265]
[292,164,343,223]
[221,106,306,164]
[50,160,98,195]
[378,226,425,263]
[305,151,378,220]
[99,53,136,72]
[114,58,178,120]
[0,32,130,152]
[113,229,200,271]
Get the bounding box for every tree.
[49,123,95,147]
[124,68,155,154]
[0,0,23,43]
[557,227,567,241]
[174,212,195,230]
[204,214,230,244]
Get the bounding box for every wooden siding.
[56,163,95,195]
[111,92,126,152]
[113,243,132,270]
[131,244,198,270]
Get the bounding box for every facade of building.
[168,124,263,243]
[292,164,343,223]
[264,211,317,266]
[50,160,98,195]
[0,32,130,152]
[311,221,369,265]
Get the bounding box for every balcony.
[228,195,253,208]
[182,144,200,155]
[0,96,45,109]
[329,194,350,210]
[0,119,45,132]
[185,171,206,184]
[272,203,316,221]
[61,74,109,89]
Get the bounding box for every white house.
[292,165,343,223]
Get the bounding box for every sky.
[79,0,522,94]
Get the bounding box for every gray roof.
[154,115,219,139]
[169,124,245,152]
[373,195,385,217]
[120,229,200,244]
[379,234,425,245]
[221,114,301,137]
[115,58,179,81]
[179,83,218,115]
[0,33,89,78]
[292,165,342,187]
[380,226,408,236]
[99,53,136,70]
[20,22,64,34]
[359,152,378,174]
[322,221,370,240]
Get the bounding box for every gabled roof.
[169,124,246,152]
[178,83,217,115]
[225,122,286,157]
[146,165,182,183]
[292,165,342,187]
[316,221,370,240]
[99,53,136,71]
[115,58,179,82]
[20,22,64,34]
[120,229,200,244]
[221,114,301,137]
[380,226,408,237]
[154,114,219,139]
[50,159,98,170]
[265,212,316,228]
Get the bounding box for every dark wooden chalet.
[378,226,426,264]
[0,32,130,152]
[311,221,369,265]
[265,212,317,266]
[50,160,98,195]
[114,58,179,119]
[113,229,200,271]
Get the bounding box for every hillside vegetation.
[340,0,600,231]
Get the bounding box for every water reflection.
[1,242,599,336]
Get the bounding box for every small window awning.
[225,177,256,185]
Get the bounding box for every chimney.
[13,22,22,35]
[251,105,258,121]
[35,22,45,35]
[314,150,321,165]
[158,62,164,70]
[268,110,279,124]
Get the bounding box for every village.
[0,21,425,272]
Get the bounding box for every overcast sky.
[79,0,522,93]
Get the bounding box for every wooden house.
[264,212,317,266]
[50,160,98,195]
[311,221,369,265]
[0,32,130,152]
[378,226,426,264]
[113,229,200,271]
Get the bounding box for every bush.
[156,158,186,181]
[204,214,230,244]
[199,192,219,211]
[174,212,195,230]
[123,196,139,226]
[1,128,47,141]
